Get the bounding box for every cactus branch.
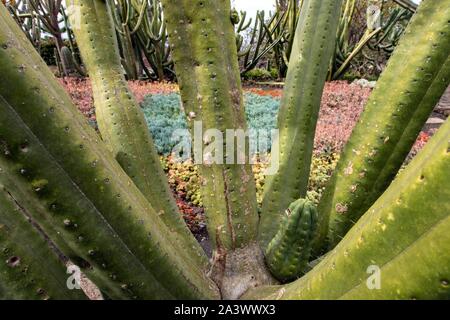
[259,0,343,249]
[161,0,259,251]
[0,176,87,300]
[316,0,450,252]
[264,199,318,283]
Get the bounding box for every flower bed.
[62,79,433,235]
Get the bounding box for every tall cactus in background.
[27,0,71,76]
[5,0,85,77]
[259,0,343,249]
[129,0,173,81]
[270,0,302,77]
[235,10,285,75]
[107,0,173,81]
[315,0,450,252]
[108,0,140,80]
[330,0,413,80]
[0,0,449,300]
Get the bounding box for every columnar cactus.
[235,10,285,75]
[106,0,172,81]
[161,0,259,251]
[259,0,343,249]
[265,199,318,282]
[66,0,207,269]
[315,0,450,252]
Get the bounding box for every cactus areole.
[0,0,449,300]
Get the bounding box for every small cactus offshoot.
[265,199,318,282]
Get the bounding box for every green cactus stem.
[0,182,86,300]
[161,0,259,251]
[0,3,218,299]
[259,0,343,249]
[237,10,285,75]
[244,118,450,300]
[60,45,76,75]
[316,0,450,252]
[66,0,208,269]
[265,199,318,282]
[0,135,168,299]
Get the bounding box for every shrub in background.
[142,92,280,155]
[242,68,274,81]
[141,93,188,154]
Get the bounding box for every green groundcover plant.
[143,92,279,155]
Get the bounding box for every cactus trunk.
[161,0,259,251]
[259,0,343,249]
[160,0,279,299]
[315,0,450,252]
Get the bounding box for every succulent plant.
[265,199,318,282]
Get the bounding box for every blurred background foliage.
[2,0,415,82]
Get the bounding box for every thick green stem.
[0,4,218,299]
[0,181,87,300]
[161,0,258,251]
[259,0,343,249]
[244,119,450,300]
[316,0,450,252]
[66,0,208,269]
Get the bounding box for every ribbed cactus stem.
[259,0,343,249]
[161,0,259,250]
[66,0,207,269]
[0,182,86,300]
[265,199,318,282]
[60,46,76,75]
[0,129,169,299]
[244,118,450,300]
[316,0,450,252]
[0,3,219,299]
